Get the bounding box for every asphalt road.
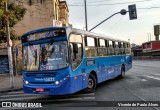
[0,60,160,110]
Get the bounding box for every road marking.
[69,93,95,97]
[141,79,147,82]
[80,93,95,96]
[0,95,95,101]
[154,74,160,76]
[145,75,160,81]
[1,93,41,98]
[45,96,95,101]
[0,96,43,101]
[0,94,95,102]
[2,92,94,98]
[0,91,95,102]
[133,65,160,69]
[83,97,95,100]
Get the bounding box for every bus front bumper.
[23,78,73,95]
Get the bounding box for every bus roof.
[22,26,129,43]
[22,27,67,38]
[71,28,128,43]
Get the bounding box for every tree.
[0,0,26,43]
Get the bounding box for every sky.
[66,0,160,45]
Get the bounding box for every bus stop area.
[0,75,22,93]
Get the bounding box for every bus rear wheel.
[85,74,96,93]
[119,65,125,78]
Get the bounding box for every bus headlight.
[55,81,59,85]
[25,80,29,85]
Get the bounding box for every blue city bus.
[21,27,132,95]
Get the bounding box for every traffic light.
[128,4,137,20]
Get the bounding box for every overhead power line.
[70,0,112,4]
[68,0,152,6]
[138,6,160,9]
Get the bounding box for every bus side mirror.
[73,43,78,53]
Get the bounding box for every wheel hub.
[88,79,94,89]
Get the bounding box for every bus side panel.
[125,55,132,72]
[98,57,108,82]
[115,56,125,77]
[70,59,88,92]
[105,56,117,79]
[89,58,104,84]
[102,56,125,80]
[70,75,83,93]
[95,58,104,83]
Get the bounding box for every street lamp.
[89,9,127,32]
[89,4,137,32]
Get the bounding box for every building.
[59,1,69,26]
[0,0,69,74]
[131,43,137,48]
[0,43,9,74]
[131,45,142,56]
[11,0,69,36]
[142,41,160,56]
[131,43,142,56]
[140,24,160,56]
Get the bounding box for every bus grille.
[29,82,54,84]
[26,73,56,78]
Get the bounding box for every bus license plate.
[36,88,44,92]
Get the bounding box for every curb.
[0,88,23,94]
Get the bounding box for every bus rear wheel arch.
[85,73,97,93]
[119,64,125,78]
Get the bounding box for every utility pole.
[84,0,88,31]
[150,33,151,41]
[5,0,14,88]
[147,33,151,41]
[147,33,149,41]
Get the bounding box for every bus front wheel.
[85,74,96,93]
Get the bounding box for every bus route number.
[44,78,55,82]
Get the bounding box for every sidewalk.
[0,74,23,93]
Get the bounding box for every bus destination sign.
[26,29,65,42]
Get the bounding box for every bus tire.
[85,74,97,93]
[119,65,125,78]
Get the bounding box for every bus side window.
[108,40,115,55]
[85,37,97,58]
[98,39,106,56]
[115,41,119,55]
[124,43,128,54]
[121,42,124,55]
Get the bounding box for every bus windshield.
[23,41,68,71]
